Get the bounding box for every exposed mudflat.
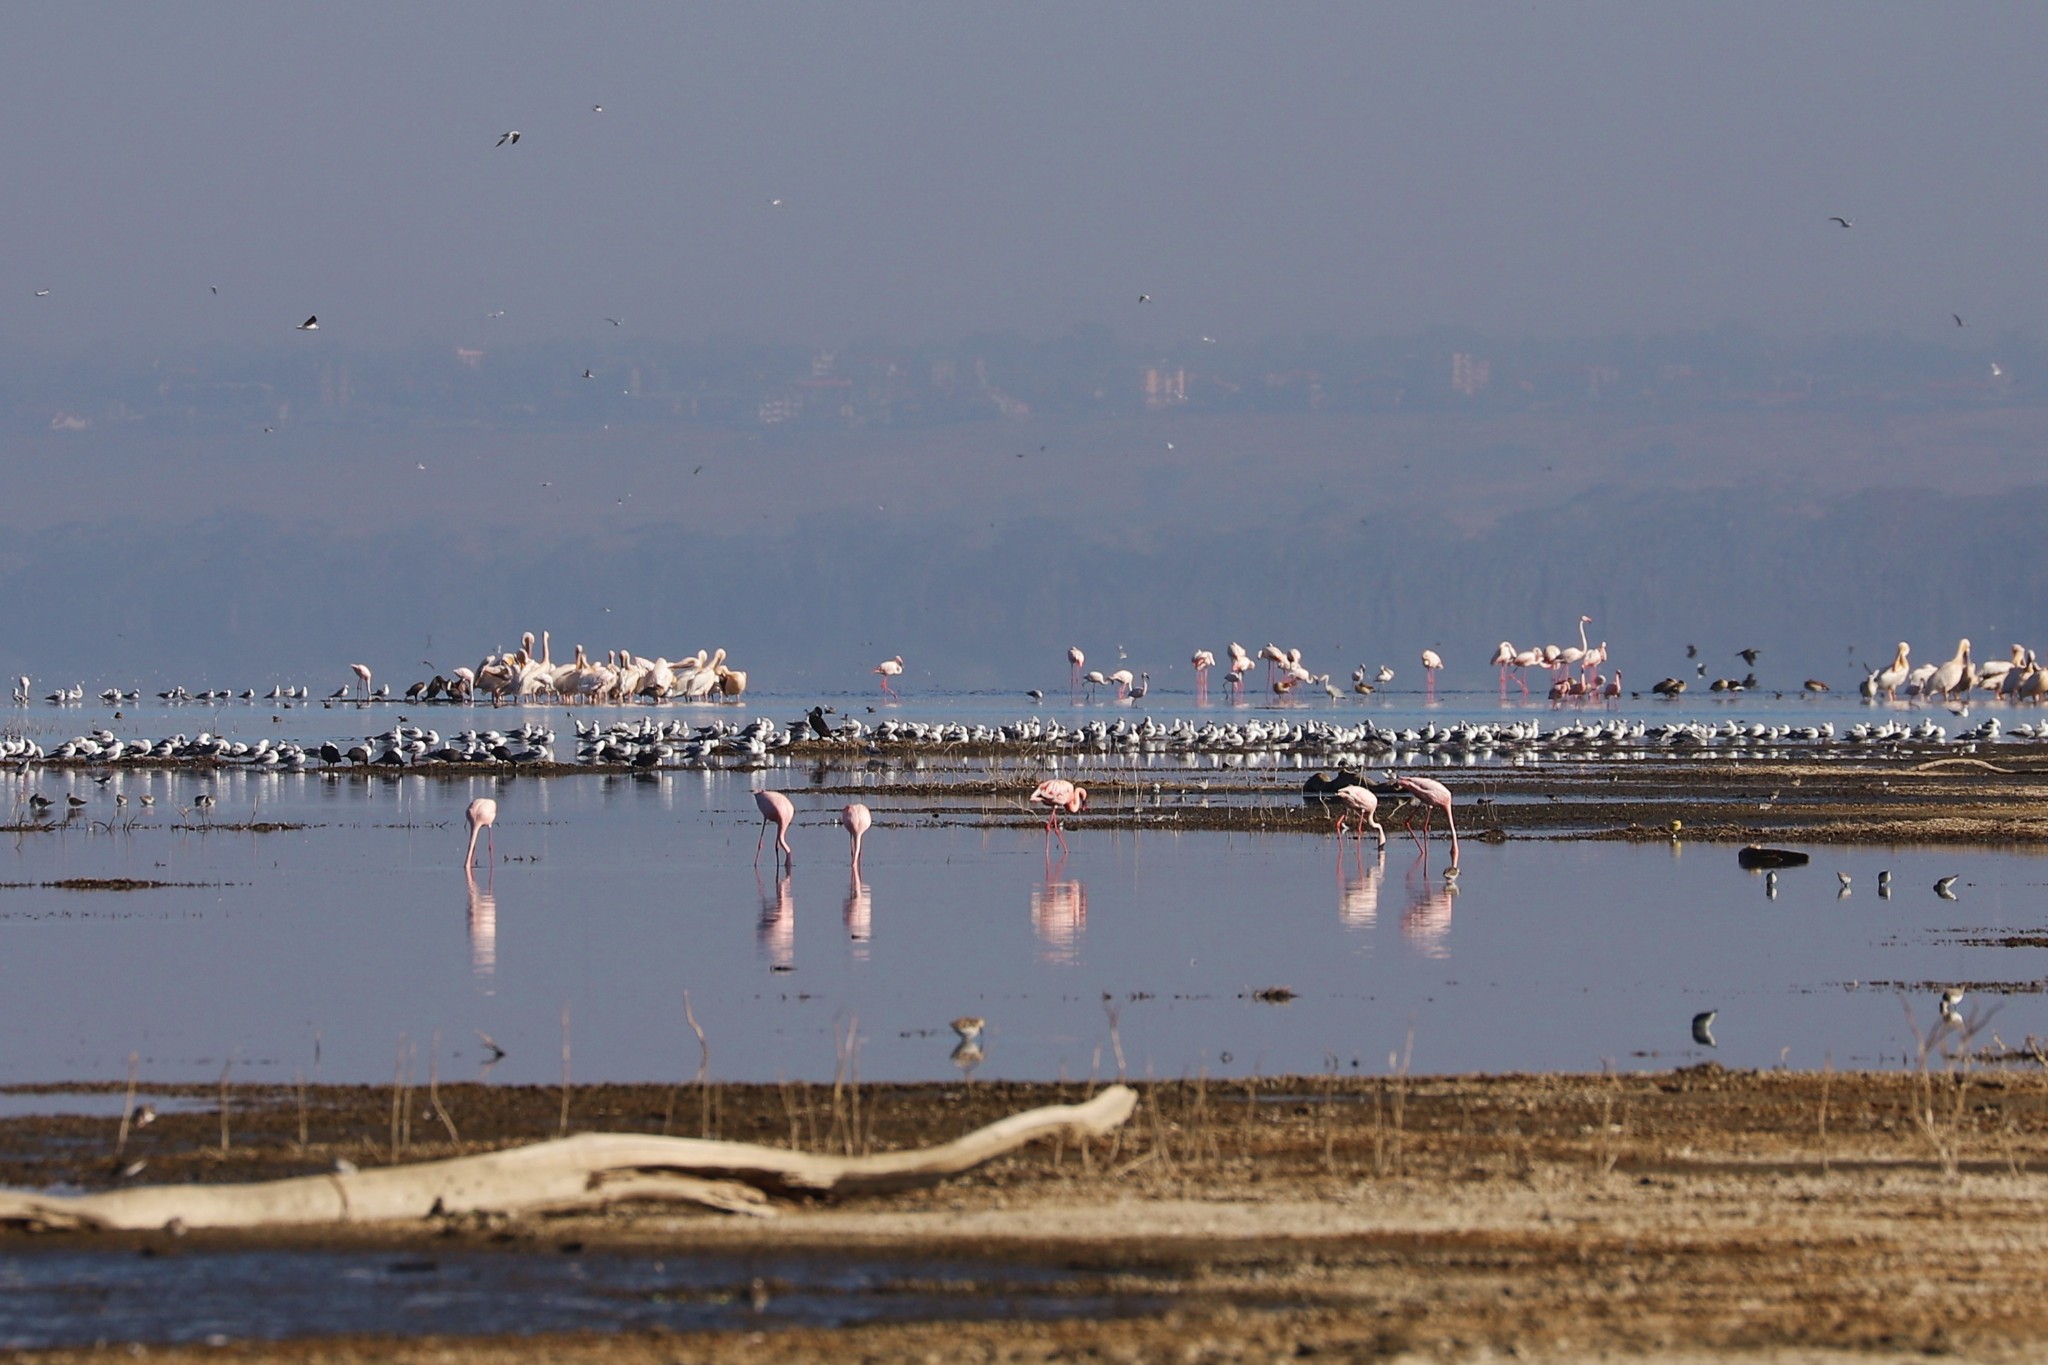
[11,1063,2048,1362]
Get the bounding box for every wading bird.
[464,797,497,868]
[1332,785,1386,849]
[841,802,871,869]
[1028,779,1087,853]
[754,790,795,867]
[873,656,904,698]
[1392,774,1459,865]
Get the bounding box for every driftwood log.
[0,1085,1137,1232]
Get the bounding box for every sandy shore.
[11,1064,2048,1362]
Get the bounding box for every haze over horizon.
[2,5,2044,696]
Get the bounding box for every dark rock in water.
[1302,771,1366,799]
[1738,846,1810,870]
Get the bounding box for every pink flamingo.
[1392,775,1459,866]
[463,797,497,868]
[873,656,904,698]
[841,801,872,868]
[1029,778,1087,853]
[1068,646,1085,702]
[1602,670,1622,708]
[754,789,795,867]
[1332,785,1386,849]
[1491,642,1517,697]
[1421,649,1443,701]
[1191,649,1214,703]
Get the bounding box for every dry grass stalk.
[389,1038,406,1162]
[429,1034,458,1146]
[687,989,714,1138]
[115,1051,139,1157]
[217,1053,234,1155]
[558,1004,572,1138]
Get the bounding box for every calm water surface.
[0,740,2042,1086]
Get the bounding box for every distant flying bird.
[582,369,595,379]
[1137,294,1150,303]
[1685,644,1698,659]
[34,289,50,297]
[591,104,603,113]
[210,286,218,295]
[1737,648,1760,666]
[1992,362,2006,378]
[497,130,521,146]
[768,198,784,207]
[297,316,319,330]
[1954,313,1965,327]
[604,317,622,326]
[1829,216,1852,228]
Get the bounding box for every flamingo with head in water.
[841,802,872,869]
[464,797,497,868]
[754,789,795,867]
[1392,775,1459,866]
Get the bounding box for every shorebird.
[1765,870,1778,897]
[496,130,521,146]
[951,1016,985,1045]
[297,316,318,330]
[1934,875,1958,900]
[1878,869,1892,898]
[1837,872,1852,889]
[1691,1010,1718,1048]
[1938,988,1965,1026]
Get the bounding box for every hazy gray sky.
[5,3,2045,351]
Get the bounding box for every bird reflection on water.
[843,871,872,960]
[1338,847,1386,930]
[1400,854,1457,957]
[464,868,496,986]
[757,869,795,969]
[1031,858,1087,965]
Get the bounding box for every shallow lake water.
[0,1245,1156,1349]
[0,742,2041,1088]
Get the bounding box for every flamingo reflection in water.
[843,870,872,958]
[464,868,497,982]
[1400,854,1457,958]
[1338,846,1386,930]
[1030,857,1088,965]
[757,869,795,969]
